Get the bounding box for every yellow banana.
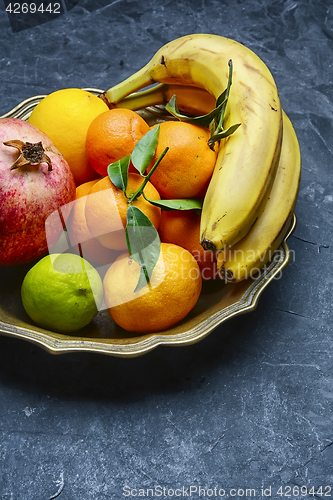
[116,83,216,116]
[114,85,299,283]
[102,33,283,251]
[217,111,301,282]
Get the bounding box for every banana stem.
[102,65,154,106]
[116,83,168,110]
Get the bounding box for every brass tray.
[0,91,297,358]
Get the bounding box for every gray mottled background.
[0,0,333,499]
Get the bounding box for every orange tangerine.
[85,108,150,177]
[158,210,218,280]
[85,173,161,251]
[103,242,202,332]
[147,121,218,199]
[65,180,121,266]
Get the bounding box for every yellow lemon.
[21,253,104,333]
[28,88,109,186]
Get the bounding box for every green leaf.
[107,154,131,192]
[213,59,233,132]
[125,205,161,292]
[135,266,152,294]
[165,94,225,128]
[164,60,240,150]
[145,197,203,211]
[208,123,241,146]
[215,88,228,107]
[131,124,160,175]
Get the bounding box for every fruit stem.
[101,64,154,106]
[128,146,169,204]
[116,84,167,110]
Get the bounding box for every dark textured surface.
[0,1,333,498]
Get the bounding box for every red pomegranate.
[0,118,76,266]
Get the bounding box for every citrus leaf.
[145,197,203,211]
[208,123,241,146]
[165,60,240,151]
[107,154,131,192]
[125,205,161,292]
[135,265,152,294]
[213,59,234,134]
[165,94,225,128]
[131,124,160,175]
[216,88,228,107]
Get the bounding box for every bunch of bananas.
[101,34,301,283]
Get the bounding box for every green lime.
[21,253,104,333]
